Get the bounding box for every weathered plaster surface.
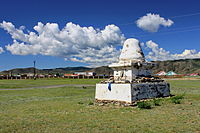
[95,82,170,103]
[95,84,132,103]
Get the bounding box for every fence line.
[0,75,111,80]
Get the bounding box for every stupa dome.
[119,38,145,62]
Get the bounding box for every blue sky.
[0,0,200,71]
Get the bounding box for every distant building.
[166,71,177,76]
[74,72,87,75]
[64,74,78,77]
[74,72,96,76]
[27,73,34,77]
[87,72,96,76]
[38,74,45,78]
[155,71,167,76]
[189,73,199,76]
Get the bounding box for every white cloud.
[0,21,125,66]
[70,46,121,67]
[136,13,174,32]
[0,47,4,54]
[146,40,200,61]
[146,40,171,60]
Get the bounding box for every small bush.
[171,95,184,104]
[153,99,161,106]
[78,101,84,104]
[137,101,152,109]
[88,101,94,105]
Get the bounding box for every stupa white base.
[95,82,170,103]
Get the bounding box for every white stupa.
[109,38,153,83]
[95,38,170,104]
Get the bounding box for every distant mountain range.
[1,59,200,75]
[151,58,200,74]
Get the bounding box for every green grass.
[167,80,200,89]
[137,101,152,109]
[0,78,101,89]
[0,79,200,132]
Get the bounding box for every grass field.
[0,79,200,132]
[0,78,101,89]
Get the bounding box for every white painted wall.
[114,70,122,81]
[124,69,132,81]
[113,67,151,82]
[95,84,132,103]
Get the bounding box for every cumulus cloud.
[136,13,174,32]
[69,46,121,67]
[0,47,4,54]
[146,40,200,61]
[0,21,125,66]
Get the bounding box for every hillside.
[0,67,92,75]
[1,59,200,75]
[152,58,200,74]
[91,66,113,75]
